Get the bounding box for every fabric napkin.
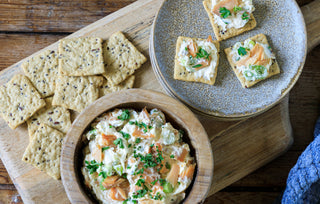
[282,117,320,203]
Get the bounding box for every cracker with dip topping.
[27,97,71,139]
[174,36,220,85]
[225,33,280,88]
[203,0,257,41]
[99,75,135,97]
[52,75,103,112]
[22,50,59,98]
[58,37,105,76]
[0,75,46,129]
[22,124,65,180]
[102,32,147,85]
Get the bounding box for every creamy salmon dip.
[230,39,276,82]
[82,108,196,204]
[178,36,218,81]
[211,0,255,31]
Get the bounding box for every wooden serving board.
[0,0,319,203]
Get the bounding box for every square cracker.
[22,50,59,98]
[100,75,135,97]
[58,37,105,76]
[52,75,103,112]
[102,32,147,85]
[224,33,280,88]
[0,75,46,129]
[22,124,65,180]
[203,0,257,41]
[174,36,220,85]
[27,97,71,139]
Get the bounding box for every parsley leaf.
[238,47,247,56]
[114,138,124,148]
[233,6,242,12]
[118,109,130,121]
[219,7,231,19]
[242,12,249,20]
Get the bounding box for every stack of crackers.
[0,32,147,180]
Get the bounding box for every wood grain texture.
[302,0,320,52]
[0,0,135,33]
[0,0,318,203]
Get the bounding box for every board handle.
[302,0,320,52]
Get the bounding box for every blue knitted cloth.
[282,117,320,203]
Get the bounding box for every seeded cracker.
[99,75,135,97]
[52,75,103,112]
[174,36,220,85]
[58,37,105,76]
[0,75,46,129]
[22,50,59,98]
[203,0,257,41]
[22,124,64,180]
[224,34,280,88]
[27,97,71,138]
[103,32,147,85]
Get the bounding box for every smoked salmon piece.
[140,107,150,122]
[181,164,196,179]
[92,146,103,162]
[101,133,117,146]
[207,35,213,43]
[236,44,266,67]
[166,163,180,186]
[109,186,127,201]
[102,175,126,190]
[212,0,238,16]
[193,56,212,71]
[176,148,188,162]
[132,127,155,139]
[187,40,198,57]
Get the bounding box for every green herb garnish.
[85,160,102,174]
[242,12,249,20]
[238,47,247,56]
[136,178,145,187]
[135,138,141,144]
[170,154,175,159]
[233,6,242,12]
[219,7,231,19]
[102,146,110,151]
[192,64,203,68]
[120,131,130,140]
[99,171,107,179]
[114,138,124,148]
[118,109,130,121]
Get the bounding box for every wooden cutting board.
[0,0,319,203]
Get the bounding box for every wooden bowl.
[60,89,213,204]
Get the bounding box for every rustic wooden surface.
[0,0,319,204]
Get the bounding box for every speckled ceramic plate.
[150,0,306,119]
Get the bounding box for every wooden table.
[0,0,319,203]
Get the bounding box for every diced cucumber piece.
[163,182,174,193]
